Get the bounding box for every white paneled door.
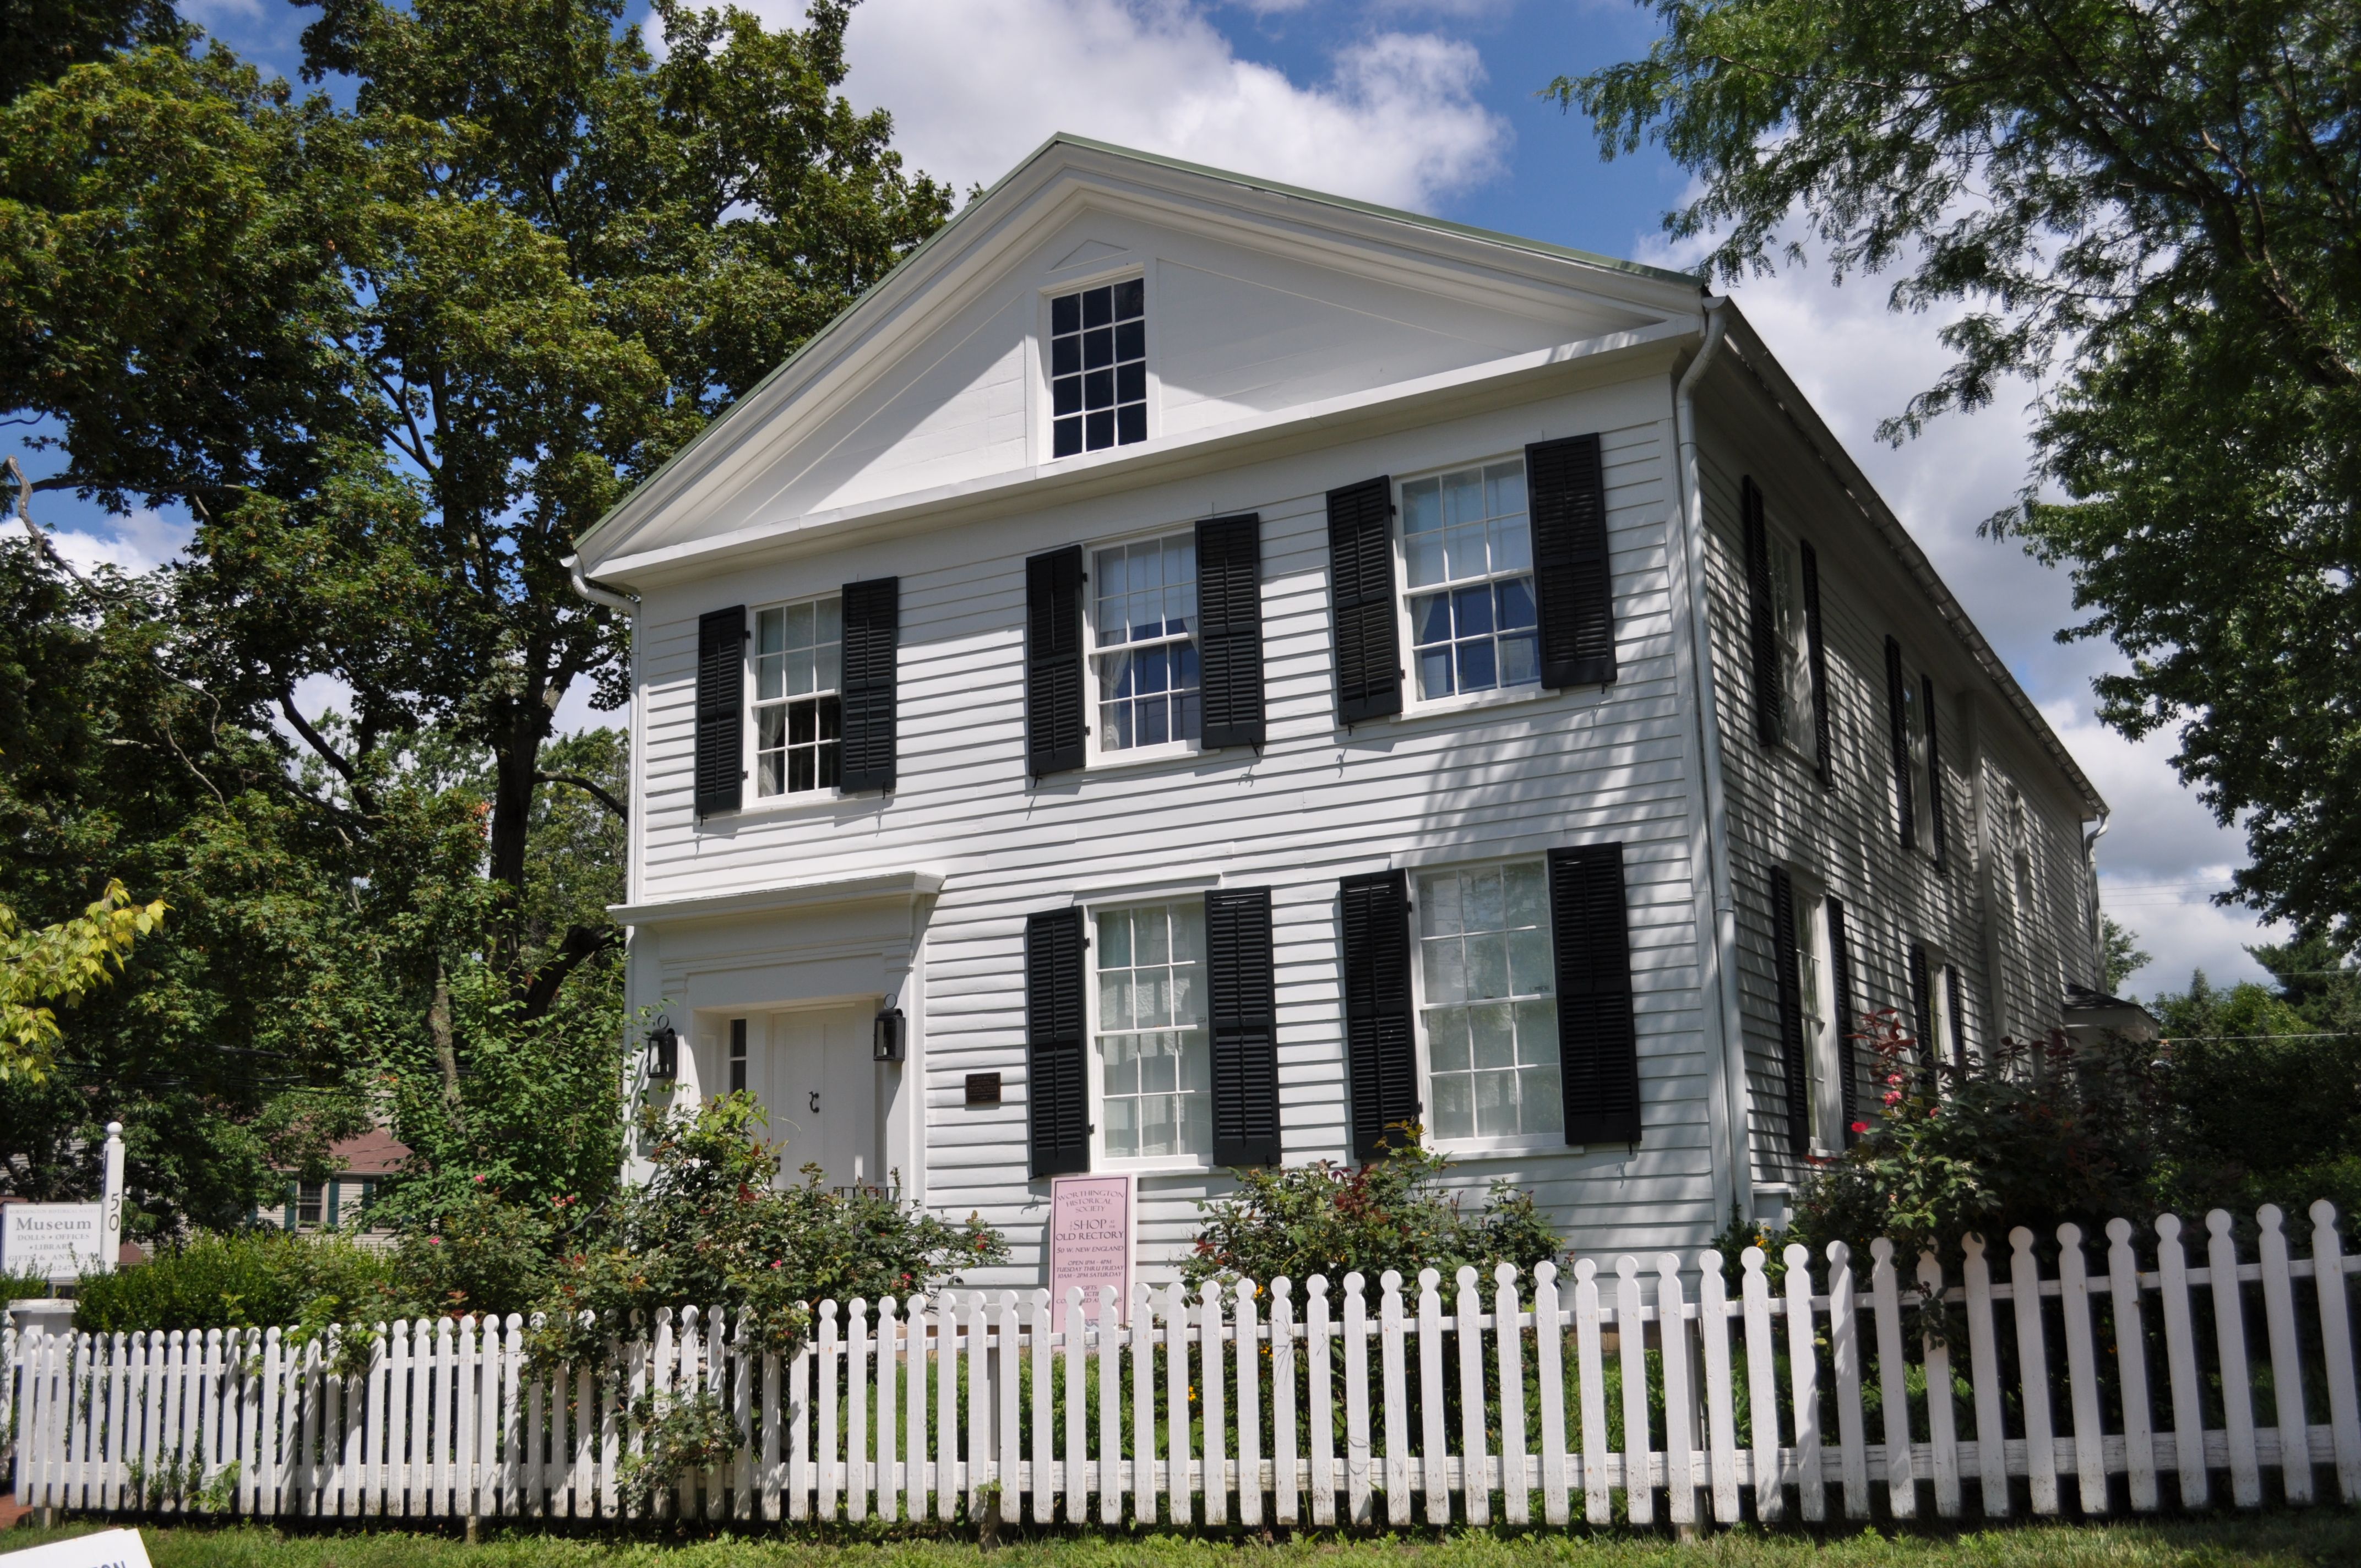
[762,1003,883,1190]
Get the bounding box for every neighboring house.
[252,1126,409,1237]
[571,136,2106,1284]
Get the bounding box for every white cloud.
[813,0,1509,209]
[40,509,191,577]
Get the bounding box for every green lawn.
[7,1517,2360,1568]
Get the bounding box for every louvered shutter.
[1549,843,1642,1146]
[1207,887,1279,1167]
[1922,674,1947,872]
[1945,963,1967,1069]
[694,606,746,818]
[1026,547,1086,776]
[1885,636,1914,850]
[1827,896,1860,1146]
[839,577,899,793]
[1527,434,1617,688]
[1743,478,1782,748]
[1909,942,1935,1096]
[1339,869,1417,1159]
[1770,865,1810,1156]
[1026,908,1090,1177]
[1801,541,1833,788]
[1326,477,1402,724]
[1196,514,1265,749]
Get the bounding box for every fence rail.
[9,1200,2361,1527]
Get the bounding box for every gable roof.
[572,133,1703,573]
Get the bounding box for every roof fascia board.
[596,316,1698,586]
[1711,304,2103,814]
[611,868,946,928]
[579,134,1701,567]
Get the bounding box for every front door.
[761,1004,882,1191]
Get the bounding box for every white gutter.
[1674,298,1752,1220]
[569,557,638,615]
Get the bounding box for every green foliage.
[2100,916,2151,995]
[73,1229,393,1336]
[528,1096,1007,1365]
[0,876,165,1081]
[1184,1136,1565,1288]
[1796,1010,2168,1267]
[382,1183,561,1321]
[616,1389,738,1514]
[1557,0,2361,951]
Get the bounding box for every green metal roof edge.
[575,132,1703,564]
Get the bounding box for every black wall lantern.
[645,1014,679,1081]
[873,1007,906,1063]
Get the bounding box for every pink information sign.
[1048,1173,1133,1331]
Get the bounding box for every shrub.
[1,1265,53,1302]
[73,1230,393,1335]
[1184,1135,1564,1288]
[383,1182,559,1321]
[527,1095,1007,1365]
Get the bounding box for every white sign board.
[0,1528,152,1568]
[3,1203,106,1282]
[1048,1172,1133,1331]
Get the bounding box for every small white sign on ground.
[2,1204,105,1283]
[0,1528,153,1568]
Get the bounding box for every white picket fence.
[9,1200,2361,1527]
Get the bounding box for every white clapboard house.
[570,136,2106,1281]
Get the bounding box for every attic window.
[1051,279,1145,458]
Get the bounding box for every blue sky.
[37,0,2273,995]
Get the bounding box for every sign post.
[99,1120,124,1273]
[1047,1172,1133,1332]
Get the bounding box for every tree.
[0,0,951,1012]
[1,879,163,1079]
[0,0,181,102]
[2101,915,2151,995]
[1557,0,2361,950]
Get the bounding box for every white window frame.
[1084,894,1215,1174]
[746,591,844,805]
[1928,953,1962,1071]
[1790,870,1842,1155]
[1407,853,1568,1158]
[1900,655,1938,861]
[1392,454,1548,718]
[1767,530,1819,767]
[1037,266,1156,466]
[1083,525,1203,768]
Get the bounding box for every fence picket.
[1615,1257,1651,1526]
[1498,1264,1529,1525]
[2055,1224,2109,1514]
[1162,1283,1190,1525]
[2156,1214,2208,1507]
[2254,1206,2313,1504]
[933,1296,958,1523]
[1342,1272,1370,1527]
[1200,1281,1227,1527]
[1740,1248,1780,1521]
[1696,1253,1739,1525]
[1131,1282,1157,1525]
[1535,1260,1570,1526]
[1782,1245,1826,1522]
[1656,1254,1697,1528]
[1416,1268,1447,1524]
[1961,1235,2009,1517]
[2106,1219,2160,1512]
[1096,1287,1122,1525]
[877,1295,900,1523]
[2206,1208,2264,1506]
[998,1293,1023,1526]
[906,1295,931,1526]
[2309,1202,2361,1502]
[1273,1278,1299,1527]
[1063,1288,1089,1525]
[1309,1275,1339,1528]
[1575,1257,1609,1525]
[1234,1281,1261,1528]
[1380,1270,1410,1526]
[1825,1242,1869,1520]
[1869,1241,1914,1518]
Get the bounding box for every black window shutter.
[1026,908,1089,1177]
[695,605,746,818]
[1800,540,1832,788]
[1945,962,1967,1070]
[1885,635,1914,850]
[1026,546,1085,776]
[1326,477,1401,724]
[839,577,899,793]
[1339,869,1417,1159]
[1923,673,1947,872]
[1770,865,1810,1156]
[1909,941,1935,1096]
[1196,514,1265,749]
[1207,887,1279,1167]
[1827,895,1860,1146]
[1549,843,1642,1147]
[1743,478,1782,749]
[1527,434,1617,688]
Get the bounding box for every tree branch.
[535,770,627,822]
[276,689,379,816]
[519,922,623,1019]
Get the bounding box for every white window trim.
[1036,265,1157,468]
[1787,867,1840,1156]
[1927,948,1962,1070]
[1082,524,1205,770]
[744,589,846,806]
[1766,527,1819,772]
[1390,454,1548,717]
[1083,892,1216,1176]
[1407,852,1570,1159]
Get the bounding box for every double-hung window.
[1416,860,1563,1143]
[1094,901,1210,1162]
[753,597,841,796]
[1403,460,1539,702]
[1092,533,1199,752]
[1051,279,1146,458]
[1769,538,1818,764]
[1797,896,1842,1150]
[1900,663,1934,857]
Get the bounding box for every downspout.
[567,555,648,1167]
[2083,808,2112,989]
[1675,298,1752,1219]
[569,557,639,616]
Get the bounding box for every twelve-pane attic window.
[1051,280,1146,458]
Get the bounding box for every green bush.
[1184,1135,1565,1288]
[384,1182,558,1321]
[1,1265,54,1302]
[73,1230,393,1336]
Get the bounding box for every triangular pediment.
[580,137,1700,578]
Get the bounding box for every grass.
[8,1515,2361,1567]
